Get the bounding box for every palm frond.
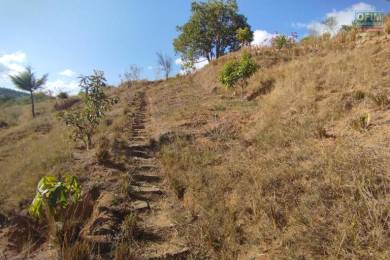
[9,66,48,91]
[9,70,33,92]
[35,74,48,89]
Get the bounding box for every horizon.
[1,0,389,94]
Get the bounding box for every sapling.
[219,52,258,97]
[59,70,118,149]
[29,175,81,242]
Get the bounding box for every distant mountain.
[0,87,28,99]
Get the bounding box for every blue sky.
[0,0,389,94]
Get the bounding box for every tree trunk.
[30,90,35,118]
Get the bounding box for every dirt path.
[126,91,189,259]
[81,90,189,259]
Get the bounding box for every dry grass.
[95,135,111,163]
[53,97,81,111]
[0,100,78,213]
[60,241,93,260]
[151,31,390,258]
[385,14,390,34]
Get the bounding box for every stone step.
[127,150,152,159]
[131,185,163,195]
[135,165,159,172]
[130,200,150,212]
[132,173,162,183]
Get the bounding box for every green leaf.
[29,194,43,218]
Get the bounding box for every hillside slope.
[0,32,389,259]
[146,33,390,259]
[0,87,28,99]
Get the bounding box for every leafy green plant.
[272,35,288,51]
[59,71,118,149]
[219,53,258,96]
[29,175,81,219]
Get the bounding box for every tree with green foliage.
[236,27,253,46]
[173,0,252,67]
[9,66,48,118]
[219,52,258,97]
[59,71,118,149]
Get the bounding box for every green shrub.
[57,92,69,99]
[219,53,258,96]
[273,35,288,50]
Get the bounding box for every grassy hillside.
[147,32,390,259]
[0,31,389,259]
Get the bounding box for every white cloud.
[59,69,77,77]
[0,51,79,95]
[0,51,27,90]
[251,30,278,46]
[0,51,26,65]
[298,2,376,36]
[175,57,209,75]
[44,80,80,95]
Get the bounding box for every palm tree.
[10,66,48,118]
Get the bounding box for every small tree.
[272,35,288,51]
[156,52,173,80]
[236,27,253,46]
[219,53,258,97]
[9,66,48,118]
[59,71,118,149]
[29,175,81,242]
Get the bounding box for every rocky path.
[56,90,190,259]
[125,91,188,259]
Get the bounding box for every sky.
[0,0,389,94]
